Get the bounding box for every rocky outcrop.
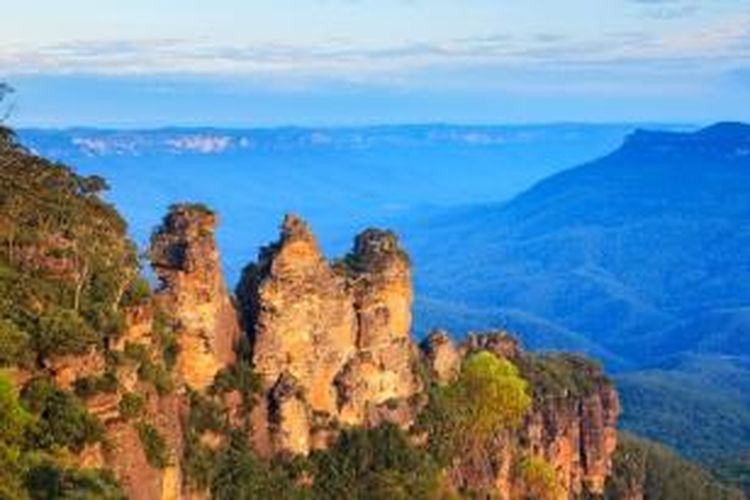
[421,329,461,384]
[237,216,421,455]
[419,331,620,499]
[151,204,240,390]
[522,369,619,496]
[334,229,422,426]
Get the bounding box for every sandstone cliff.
[236,215,422,455]
[151,204,240,390]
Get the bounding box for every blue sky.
[2,0,749,126]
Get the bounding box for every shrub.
[137,358,173,396]
[73,370,119,398]
[421,351,531,462]
[187,390,226,435]
[515,456,561,500]
[21,378,103,453]
[34,307,97,358]
[24,463,126,499]
[136,423,170,469]
[120,277,151,307]
[0,319,30,366]
[310,423,442,500]
[0,371,32,445]
[117,392,145,420]
[210,431,301,500]
[210,360,261,412]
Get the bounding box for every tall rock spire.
[236,216,422,455]
[150,203,240,390]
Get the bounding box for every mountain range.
[402,122,750,467]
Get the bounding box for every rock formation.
[420,331,620,498]
[236,216,422,455]
[151,204,240,390]
[421,329,461,384]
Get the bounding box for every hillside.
[403,123,750,481]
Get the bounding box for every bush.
[0,319,30,366]
[24,463,126,500]
[136,423,170,469]
[210,359,261,412]
[187,390,226,435]
[120,277,151,307]
[310,423,442,500]
[210,431,301,500]
[34,307,97,358]
[0,371,32,445]
[73,370,119,398]
[21,378,103,453]
[515,456,561,500]
[137,358,173,396]
[117,392,145,420]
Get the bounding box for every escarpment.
[0,133,623,500]
[150,204,241,390]
[236,215,422,455]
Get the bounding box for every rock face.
[421,329,461,384]
[523,366,620,496]
[237,216,422,455]
[151,204,240,390]
[420,332,620,499]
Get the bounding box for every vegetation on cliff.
[605,433,745,499]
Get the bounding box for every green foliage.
[73,370,118,398]
[182,390,231,492]
[187,390,227,435]
[136,423,170,469]
[515,456,560,500]
[211,431,303,500]
[517,353,604,400]
[117,392,145,420]
[310,423,442,500]
[124,341,173,395]
[0,318,31,366]
[25,464,126,500]
[35,306,97,358]
[0,371,32,446]
[605,433,745,500]
[137,358,173,396]
[421,351,531,462]
[0,128,141,364]
[21,378,103,453]
[210,355,261,412]
[152,310,179,370]
[120,276,151,306]
[183,435,219,494]
[712,456,750,496]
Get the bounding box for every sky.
[1,0,749,126]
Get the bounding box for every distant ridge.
[405,122,750,463]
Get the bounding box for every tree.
[422,351,532,462]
